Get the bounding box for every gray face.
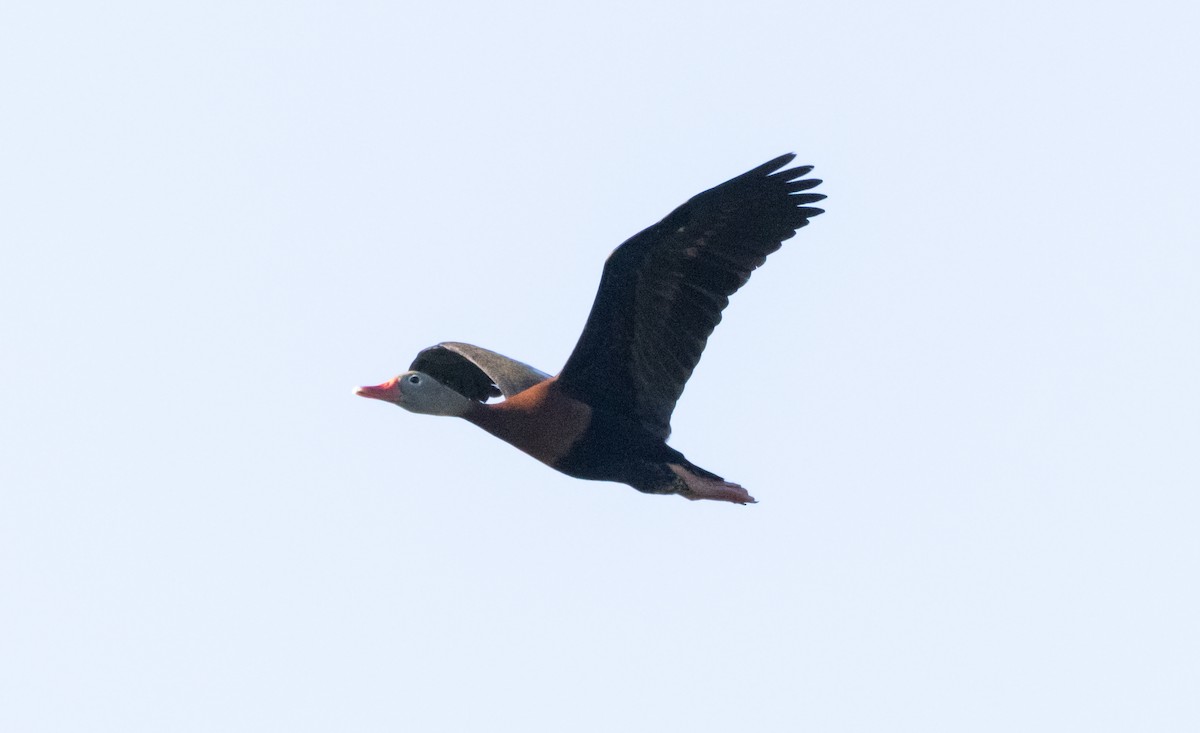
[355,371,476,417]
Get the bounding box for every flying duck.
[357,154,825,504]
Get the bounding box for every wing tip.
[773,164,816,182]
[745,153,797,178]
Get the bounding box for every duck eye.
[408,375,421,385]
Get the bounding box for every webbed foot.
[668,464,757,505]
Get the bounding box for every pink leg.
[668,464,758,505]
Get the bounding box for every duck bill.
[355,377,402,404]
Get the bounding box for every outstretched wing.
[410,342,550,401]
[556,154,824,439]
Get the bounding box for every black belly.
[552,409,686,493]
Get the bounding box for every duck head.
[355,371,475,417]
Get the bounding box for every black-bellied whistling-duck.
[357,154,825,504]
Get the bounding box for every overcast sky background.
[3,2,1198,731]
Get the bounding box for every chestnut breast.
[465,377,593,467]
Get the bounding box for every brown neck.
[462,401,504,435]
[460,380,591,467]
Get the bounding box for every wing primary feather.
[557,154,826,438]
[771,164,814,181]
[786,178,823,192]
[788,193,827,205]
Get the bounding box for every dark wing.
[555,154,824,439]
[410,345,500,402]
[410,342,550,401]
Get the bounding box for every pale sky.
[3,2,1198,731]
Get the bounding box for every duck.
[356,153,825,504]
